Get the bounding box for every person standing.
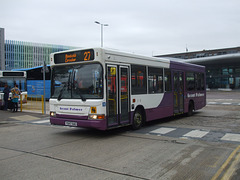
[3,84,10,110]
[11,84,21,112]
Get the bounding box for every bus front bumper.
[50,117,107,130]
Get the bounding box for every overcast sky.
[1,0,240,56]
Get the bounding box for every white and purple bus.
[50,48,206,130]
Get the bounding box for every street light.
[95,21,108,47]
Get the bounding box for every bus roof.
[12,65,50,72]
[51,47,205,71]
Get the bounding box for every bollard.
[20,94,22,112]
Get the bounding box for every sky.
[1,0,240,56]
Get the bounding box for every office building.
[0,28,5,70]
[4,40,76,70]
[155,47,240,89]
[0,28,77,70]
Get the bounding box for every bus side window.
[164,69,172,92]
[186,72,195,91]
[131,65,147,95]
[148,67,163,94]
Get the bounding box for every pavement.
[0,110,49,124]
[1,90,240,124]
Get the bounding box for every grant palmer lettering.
[60,107,83,111]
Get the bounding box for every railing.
[20,95,45,114]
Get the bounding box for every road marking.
[222,151,240,179]
[150,127,176,134]
[32,120,50,124]
[221,133,240,142]
[221,102,232,105]
[10,115,41,121]
[208,102,217,104]
[183,130,209,138]
[211,145,240,180]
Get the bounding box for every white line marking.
[183,130,209,138]
[150,127,176,134]
[32,120,50,124]
[221,103,232,105]
[208,102,217,104]
[221,133,240,142]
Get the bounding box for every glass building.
[0,28,4,70]
[155,47,240,89]
[4,40,77,70]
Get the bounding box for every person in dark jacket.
[3,84,10,110]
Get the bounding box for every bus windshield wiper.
[57,84,67,101]
[78,89,86,102]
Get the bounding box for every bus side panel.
[145,92,174,122]
[184,91,206,113]
[0,94,3,107]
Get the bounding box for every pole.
[101,24,103,47]
[95,21,108,47]
[41,95,44,114]
[43,61,46,114]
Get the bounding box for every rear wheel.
[132,109,144,130]
[187,101,194,116]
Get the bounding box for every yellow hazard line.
[211,145,240,180]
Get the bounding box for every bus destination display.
[54,49,94,64]
[3,72,25,77]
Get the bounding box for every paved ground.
[1,90,240,179]
[1,90,240,124]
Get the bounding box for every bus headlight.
[88,114,105,120]
[50,111,56,117]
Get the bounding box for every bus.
[49,48,206,130]
[0,71,28,109]
[14,65,51,99]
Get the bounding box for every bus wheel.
[187,101,194,116]
[132,109,143,130]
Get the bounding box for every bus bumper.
[50,117,107,130]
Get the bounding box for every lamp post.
[95,21,108,47]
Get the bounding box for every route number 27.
[84,51,91,61]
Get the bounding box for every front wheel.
[132,109,144,130]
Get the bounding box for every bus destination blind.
[54,49,94,64]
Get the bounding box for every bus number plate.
[65,121,77,127]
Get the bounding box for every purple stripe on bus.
[50,117,107,130]
[56,114,88,120]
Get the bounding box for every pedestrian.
[3,84,10,110]
[11,84,21,112]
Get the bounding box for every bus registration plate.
[65,121,77,127]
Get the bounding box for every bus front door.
[107,65,130,128]
[173,71,184,114]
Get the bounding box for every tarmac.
[0,90,240,124]
[0,109,49,124]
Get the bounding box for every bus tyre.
[187,101,194,116]
[132,109,143,130]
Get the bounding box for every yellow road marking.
[222,151,240,179]
[211,145,240,180]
